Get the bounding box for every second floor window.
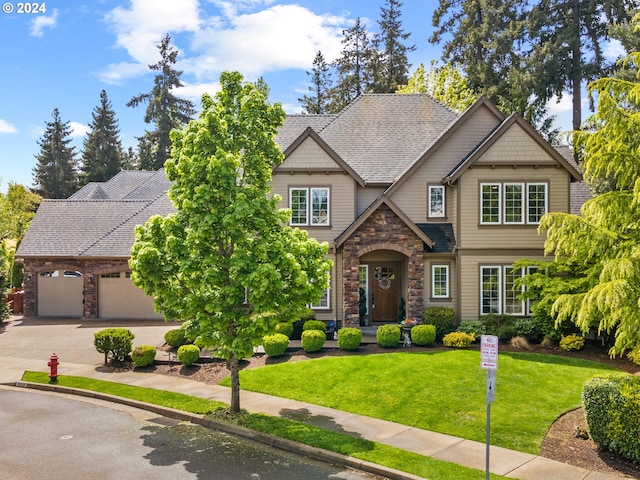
[428,185,445,217]
[481,182,548,225]
[290,187,330,226]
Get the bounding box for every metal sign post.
[481,335,498,480]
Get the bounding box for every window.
[311,288,330,309]
[527,183,548,224]
[432,265,449,298]
[480,265,530,315]
[481,182,547,225]
[428,185,445,218]
[101,272,120,278]
[290,187,329,226]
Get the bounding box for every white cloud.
[547,94,573,115]
[604,38,626,61]
[175,81,221,103]
[69,122,90,139]
[0,119,17,134]
[98,61,149,84]
[30,9,59,37]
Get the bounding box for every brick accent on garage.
[340,203,424,327]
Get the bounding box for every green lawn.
[223,349,618,454]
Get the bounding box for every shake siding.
[475,125,558,165]
[280,137,341,169]
[457,165,570,250]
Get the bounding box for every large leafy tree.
[129,72,332,413]
[0,183,41,240]
[397,61,477,113]
[370,0,415,93]
[80,90,124,184]
[32,108,78,199]
[299,50,333,114]
[526,50,640,356]
[127,34,195,170]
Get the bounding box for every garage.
[98,272,163,319]
[37,270,84,317]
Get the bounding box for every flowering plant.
[400,318,417,328]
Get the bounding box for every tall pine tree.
[80,90,124,184]
[299,51,333,114]
[370,0,415,93]
[127,34,195,170]
[32,108,78,199]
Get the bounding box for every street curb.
[11,381,425,480]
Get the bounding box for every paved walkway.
[0,316,630,480]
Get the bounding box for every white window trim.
[480,266,502,315]
[480,183,502,225]
[527,183,548,225]
[290,187,308,226]
[310,287,331,310]
[431,264,449,298]
[428,185,445,218]
[503,266,525,315]
[289,187,330,226]
[504,183,525,225]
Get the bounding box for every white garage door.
[37,270,84,317]
[98,272,162,319]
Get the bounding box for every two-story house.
[16,94,582,325]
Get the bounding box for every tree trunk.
[228,355,241,413]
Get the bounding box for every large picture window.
[289,187,330,226]
[480,265,528,315]
[428,185,445,218]
[481,182,547,225]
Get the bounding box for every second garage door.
[98,272,163,319]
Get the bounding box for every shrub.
[177,344,200,366]
[626,345,640,366]
[582,374,640,463]
[94,328,135,364]
[422,306,456,341]
[164,328,189,348]
[509,336,532,351]
[496,324,517,343]
[411,324,436,346]
[131,345,156,367]
[337,328,362,351]
[456,320,486,339]
[301,330,325,353]
[515,317,543,341]
[540,335,556,348]
[274,322,294,338]
[376,324,401,348]
[483,314,515,335]
[442,332,474,348]
[263,333,289,357]
[302,320,327,333]
[560,334,585,351]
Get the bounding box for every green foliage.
[627,345,640,366]
[164,328,189,348]
[456,320,486,339]
[337,327,362,351]
[262,333,289,357]
[410,324,436,346]
[177,344,200,366]
[0,183,41,242]
[129,71,332,413]
[442,332,474,348]
[582,373,640,463]
[422,306,456,341]
[302,319,327,333]
[93,328,134,364]
[482,314,518,342]
[299,51,333,114]
[559,334,585,352]
[274,322,294,338]
[301,329,325,353]
[514,318,543,341]
[131,345,156,367]
[376,324,401,348]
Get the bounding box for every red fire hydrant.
[48,353,59,382]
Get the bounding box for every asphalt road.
[0,388,385,480]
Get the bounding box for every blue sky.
[0,0,601,192]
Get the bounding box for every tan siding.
[457,165,570,250]
[424,257,457,312]
[280,137,342,169]
[356,186,386,216]
[475,124,557,165]
[271,171,356,244]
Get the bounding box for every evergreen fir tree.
[80,90,124,184]
[299,51,333,114]
[330,18,373,111]
[370,0,415,93]
[127,34,195,170]
[32,108,78,199]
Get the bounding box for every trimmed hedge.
[274,322,294,338]
[94,328,135,364]
[131,345,156,367]
[177,344,200,366]
[442,332,474,348]
[422,306,456,341]
[582,373,640,463]
[560,334,585,351]
[263,333,290,357]
[301,330,326,353]
[337,328,362,351]
[377,324,401,348]
[302,320,327,333]
[164,328,189,348]
[411,324,436,346]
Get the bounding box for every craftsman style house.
[17,94,583,326]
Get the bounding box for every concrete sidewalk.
[0,316,630,480]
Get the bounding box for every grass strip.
[21,371,506,480]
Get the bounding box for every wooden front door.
[371,264,400,322]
